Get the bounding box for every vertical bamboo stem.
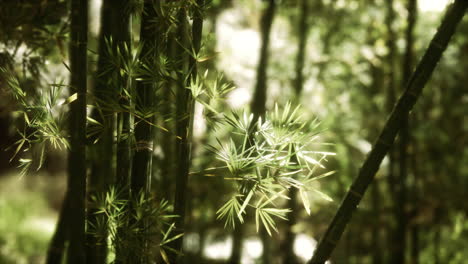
[67,0,88,262]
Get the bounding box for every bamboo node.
[135,140,153,152]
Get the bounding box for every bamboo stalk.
[45,194,70,263]
[114,0,133,220]
[131,0,157,206]
[172,0,205,262]
[67,0,88,262]
[250,0,276,121]
[126,1,158,262]
[308,1,468,263]
[86,1,117,262]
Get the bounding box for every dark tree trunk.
[67,0,88,263]
[308,1,468,263]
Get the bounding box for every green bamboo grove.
[1,0,468,263]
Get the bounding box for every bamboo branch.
[308,1,468,263]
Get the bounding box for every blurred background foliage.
[1,0,467,263]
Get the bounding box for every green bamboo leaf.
[310,188,333,202]
[262,208,290,220]
[63,93,78,104]
[238,189,255,218]
[160,249,170,264]
[300,187,311,215]
[306,170,336,183]
[161,233,184,246]
[259,190,286,208]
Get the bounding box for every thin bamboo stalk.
[308,1,468,263]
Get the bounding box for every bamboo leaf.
[310,188,333,202]
[64,93,78,104]
[238,189,255,218]
[300,187,311,215]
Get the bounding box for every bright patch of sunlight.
[217,9,259,105]
[227,87,252,108]
[419,0,450,12]
[0,173,58,262]
[204,235,232,260]
[183,232,200,253]
[242,237,263,264]
[294,234,317,261]
[193,102,207,139]
[216,7,293,110]
[203,234,263,263]
[23,217,56,235]
[355,139,372,155]
[90,0,103,35]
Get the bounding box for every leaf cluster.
[1,67,69,176]
[211,102,335,235]
[88,187,180,263]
